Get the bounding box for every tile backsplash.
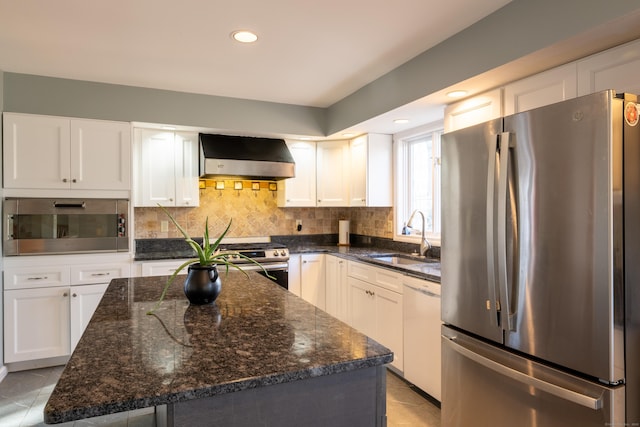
[134,182,394,239]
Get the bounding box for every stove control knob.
[280,250,287,256]
[273,250,279,257]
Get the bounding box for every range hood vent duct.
[199,133,295,180]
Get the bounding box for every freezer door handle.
[446,336,604,410]
[486,134,501,327]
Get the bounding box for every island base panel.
[158,365,387,427]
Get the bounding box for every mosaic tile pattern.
[134,182,393,239]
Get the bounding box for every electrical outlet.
[295,219,302,232]
[161,220,169,232]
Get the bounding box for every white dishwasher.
[403,275,442,401]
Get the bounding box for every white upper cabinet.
[3,113,131,191]
[349,134,392,207]
[444,88,502,132]
[577,38,640,96]
[134,129,200,207]
[316,139,350,207]
[504,63,577,115]
[277,140,317,207]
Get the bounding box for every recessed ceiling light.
[231,30,258,43]
[447,90,468,98]
[394,119,409,124]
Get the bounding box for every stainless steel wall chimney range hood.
[199,133,295,180]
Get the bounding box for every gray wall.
[2,73,326,137]
[325,0,640,134]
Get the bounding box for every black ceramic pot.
[183,264,222,305]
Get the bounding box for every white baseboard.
[0,366,8,383]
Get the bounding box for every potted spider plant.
[147,205,271,314]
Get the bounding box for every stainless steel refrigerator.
[441,90,640,426]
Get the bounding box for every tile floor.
[0,366,441,426]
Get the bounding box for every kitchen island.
[43,272,392,426]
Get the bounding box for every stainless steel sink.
[367,253,439,266]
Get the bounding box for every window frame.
[393,121,443,247]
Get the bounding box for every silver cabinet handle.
[27,276,49,281]
[90,272,110,277]
[446,336,603,410]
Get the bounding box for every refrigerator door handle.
[486,135,500,327]
[498,132,516,331]
[446,336,604,410]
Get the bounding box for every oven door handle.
[232,262,289,272]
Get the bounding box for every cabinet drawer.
[71,263,131,285]
[4,265,70,290]
[141,260,190,277]
[347,260,403,294]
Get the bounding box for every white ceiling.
[0,0,511,111]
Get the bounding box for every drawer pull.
[27,276,48,281]
[63,292,68,297]
[90,272,110,277]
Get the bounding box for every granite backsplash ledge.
[135,234,440,260]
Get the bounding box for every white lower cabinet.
[325,255,348,322]
[347,261,403,371]
[4,286,71,363]
[3,256,131,366]
[287,254,301,297]
[403,276,441,401]
[300,254,326,309]
[70,283,109,349]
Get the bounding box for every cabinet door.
[444,88,502,132]
[3,113,71,189]
[326,255,348,322]
[174,132,200,207]
[348,276,376,337]
[277,141,317,207]
[349,136,368,207]
[4,287,70,362]
[504,63,577,115]
[325,255,340,318]
[316,140,350,207]
[300,254,325,309]
[70,283,109,350]
[135,129,177,206]
[577,38,640,96]
[287,254,302,297]
[375,286,403,371]
[350,134,392,207]
[70,119,131,190]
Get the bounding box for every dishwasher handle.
[404,283,440,298]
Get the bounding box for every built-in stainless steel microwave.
[3,198,129,256]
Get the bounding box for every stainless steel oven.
[4,198,129,255]
[219,243,289,290]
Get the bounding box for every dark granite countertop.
[134,237,441,283]
[44,273,393,424]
